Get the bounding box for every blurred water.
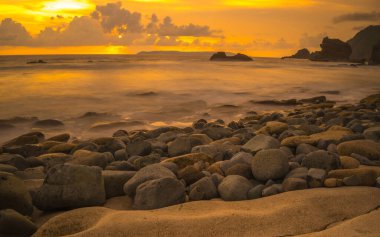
[0,53,379,141]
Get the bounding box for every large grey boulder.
[189,176,218,201]
[102,170,136,198]
[67,150,108,168]
[218,175,253,201]
[123,164,176,197]
[33,164,106,211]
[134,177,185,210]
[251,149,289,182]
[0,172,33,216]
[301,150,340,171]
[168,134,211,157]
[242,135,280,154]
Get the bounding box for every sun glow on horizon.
[42,0,92,11]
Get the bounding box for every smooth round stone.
[251,149,289,182]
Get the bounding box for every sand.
[33,187,380,237]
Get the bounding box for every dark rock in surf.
[210,52,253,61]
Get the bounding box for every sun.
[42,0,92,11]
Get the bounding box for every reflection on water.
[0,54,379,142]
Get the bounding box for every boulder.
[102,170,136,198]
[340,156,360,169]
[258,121,289,135]
[168,134,211,157]
[343,175,361,186]
[251,149,289,182]
[225,163,253,179]
[337,140,380,160]
[0,172,33,216]
[210,52,253,61]
[92,137,126,153]
[131,154,161,170]
[134,177,185,210]
[247,184,265,199]
[2,132,44,147]
[370,41,380,64]
[301,150,340,171]
[307,168,327,188]
[177,165,205,185]
[327,168,378,186]
[348,25,380,62]
[48,143,75,154]
[189,177,218,201]
[46,133,70,142]
[218,175,253,201]
[242,134,280,154]
[33,119,64,127]
[296,143,318,155]
[0,164,17,173]
[324,178,343,188]
[0,209,37,237]
[127,140,152,156]
[283,178,307,191]
[0,153,29,170]
[67,150,108,168]
[123,164,176,197]
[161,153,214,169]
[33,164,106,211]
[201,127,232,140]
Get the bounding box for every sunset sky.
[0,0,379,56]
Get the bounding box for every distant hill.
[347,25,380,61]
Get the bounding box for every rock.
[0,209,37,237]
[24,178,43,198]
[131,154,161,170]
[210,52,253,61]
[343,175,361,186]
[189,177,218,201]
[0,172,33,216]
[92,137,126,153]
[377,177,380,188]
[114,149,128,161]
[324,178,343,188]
[201,127,232,141]
[36,153,71,169]
[127,140,152,156]
[363,126,380,141]
[225,163,253,179]
[218,175,253,201]
[102,170,136,198]
[262,185,280,197]
[177,165,204,185]
[350,153,379,166]
[46,133,70,142]
[134,177,185,210]
[307,168,327,188]
[168,135,210,157]
[33,119,64,127]
[251,149,289,182]
[191,144,219,159]
[106,161,135,171]
[348,25,380,62]
[0,163,17,173]
[210,173,224,187]
[123,164,176,197]
[242,134,280,154]
[33,164,106,211]
[360,93,380,107]
[247,184,265,199]
[282,48,311,59]
[161,153,214,169]
[337,140,380,160]
[71,142,99,153]
[258,121,289,135]
[370,41,380,64]
[67,150,108,168]
[0,153,29,170]
[283,178,307,191]
[281,126,352,147]
[285,167,308,180]
[296,143,318,155]
[301,150,340,171]
[340,156,360,169]
[327,168,378,186]
[159,162,178,175]
[220,152,253,173]
[310,37,352,61]
[15,166,45,180]
[48,143,75,154]
[2,132,44,147]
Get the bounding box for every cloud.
[0,18,32,45]
[92,2,143,33]
[299,33,327,48]
[156,16,215,37]
[333,11,380,23]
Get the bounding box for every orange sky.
[0,0,379,56]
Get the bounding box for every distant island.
[137,51,215,56]
[282,25,380,64]
[210,52,253,61]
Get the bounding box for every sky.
[0,0,379,56]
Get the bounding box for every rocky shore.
[1,94,380,236]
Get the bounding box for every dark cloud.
[0,18,32,45]
[157,16,214,37]
[333,11,380,23]
[92,2,143,33]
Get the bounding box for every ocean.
[0,53,379,142]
